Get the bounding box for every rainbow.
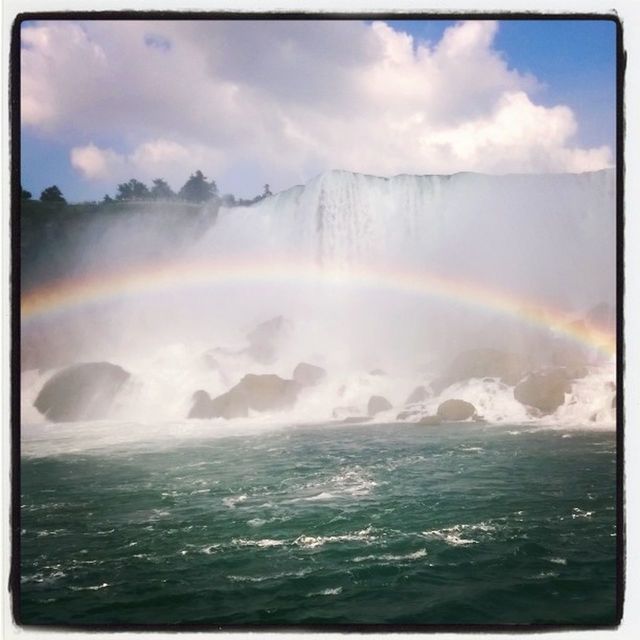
[20,257,616,355]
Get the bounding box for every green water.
[19,422,618,626]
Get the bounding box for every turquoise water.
[20,422,618,626]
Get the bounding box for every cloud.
[70,143,124,180]
[70,140,225,189]
[21,19,612,193]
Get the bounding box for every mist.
[21,169,616,427]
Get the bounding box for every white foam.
[307,587,343,596]
[294,526,376,549]
[422,522,496,546]
[223,495,248,509]
[353,549,428,563]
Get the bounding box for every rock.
[367,395,392,416]
[236,373,299,411]
[514,369,571,414]
[436,399,477,421]
[188,390,215,419]
[396,409,420,420]
[418,415,440,425]
[293,362,326,387]
[405,385,428,405]
[34,362,130,422]
[246,316,289,364]
[565,365,589,380]
[433,348,529,393]
[208,388,250,419]
[341,416,373,424]
[369,369,386,376]
[204,373,299,419]
[551,344,588,369]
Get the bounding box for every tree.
[103,194,114,204]
[178,170,218,203]
[21,187,32,200]
[115,179,150,201]
[150,178,175,201]
[40,185,66,204]
[263,184,272,197]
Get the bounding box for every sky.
[19,18,617,203]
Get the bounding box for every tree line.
[21,170,273,208]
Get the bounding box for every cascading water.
[21,169,616,434]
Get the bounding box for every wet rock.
[418,415,440,426]
[396,409,420,420]
[436,398,477,421]
[341,416,373,424]
[514,369,571,414]
[367,395,392,416]
[405,385,429,405]
[208,388,250,419]
[34,362,130,422]
[293,362,327,387]
[188,390,216,419]
[551,343,588,370]
[205,373,299,419]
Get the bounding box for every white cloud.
[70,143,123,180]
[21,19,612,193]
[70,140,225,189]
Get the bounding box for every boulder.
[246,316,289,364]
[433,348,529,393]
[551,342,588,370]
[236,373,299,411]
[367,395,392,416]
[293,362,327,387]
[436,399,477,421]
[208,388,250,419]
[418,415,440,426]
[396,409,420,420]
[34,362,130,422]
[188,390,216,419]
[201,373,299,419]
[188,388,250,420]
[405,385,428,405]
[514,369,571,414]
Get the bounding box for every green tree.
[150,178,176,201]
[21,187,32,200]
[178,170,218,203]
[115,179,150,201]
[103,194,114,204]
[40,185,66,204]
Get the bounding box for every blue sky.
[392,19,617,148]
[20,18,617,203]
